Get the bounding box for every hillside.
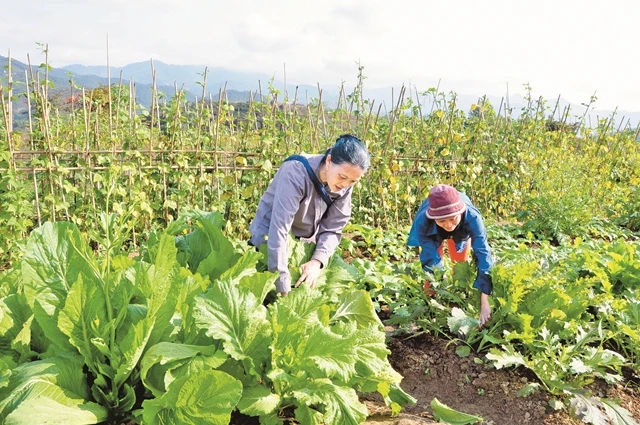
[2,56,639,131]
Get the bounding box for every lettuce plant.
[0,217,243,424]
[174,212,416,424]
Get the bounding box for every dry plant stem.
[0,88,11,159]
[196,67,209,150]
[305,94,317,151]
[39,52,57,221]
[163,167,168,222]
[130,79,136,148]
[169,82,179,150]
[44,44,49,102]
[549,94,561,122]
[615,116,626,133]
[107,35,113,136]
[214,87,223,202]
[414,86,423,121]
[446,93,456,144]
[7,50,12,133]
[242,91,255,144]
[149,59,156,162]
[577,91,597,135]
[291,86,299,150]
[115,71,124,136]
[429,79,442,116]
[317,83,328,140]
[32,172,42,226]
[384,85,406,154]
[24,70,34,147]
[361,99,376,142]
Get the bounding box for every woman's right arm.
[267,163,306,293]
[419,238,443,272]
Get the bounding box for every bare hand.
[295,259,322,289]
[478,293,492,327]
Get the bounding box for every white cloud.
[2,0,639,111]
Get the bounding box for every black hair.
[328,133,370,171]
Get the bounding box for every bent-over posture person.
[249,134,370,296]
[408,184,494,326]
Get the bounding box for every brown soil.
[362,332,640,425]
[230,331,640,425]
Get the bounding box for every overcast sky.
[3,0,639,112]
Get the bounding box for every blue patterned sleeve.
[467,207,494,295]
[408,198,444,272]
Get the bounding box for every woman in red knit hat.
[407,184,494,326]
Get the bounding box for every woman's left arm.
[468,211,494,294]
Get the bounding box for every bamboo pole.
[317,84,328,140]
[115,71,124,136]
[361,99,376,142]
[25,70,34,148]
[291,85,299,150]
[414,85,423,121]
[7,50,12,133]
[37,49,57,221]
[0,87,14,169]
[149,60,156,163]
[130,79,136,149]
[384,85,406,154]
[196,67,208,150]
[305,92,318,151]
[577,91,597,135]
[107,34,113,136]
[33,172,42,226]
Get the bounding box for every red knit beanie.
[426,184,466,219]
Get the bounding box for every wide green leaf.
[141,369,242,425]
[109,234,183,388]
[174,211,226,272]
[291,377,368,425]
[22,222,98,354]
[140,342,226,397]
[182,214,241,281]
[22,222,97,309]
[236,384,280,416]
[5,397,107,425]
[274,315,357,383]
[194,277,271,379]
[58,274,109,373]
[330,290,381,329]
[0,356,107,423]
[0,293,33,361]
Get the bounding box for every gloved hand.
[423,280,436,297]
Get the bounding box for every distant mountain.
[0,56,178,123]
[61,61,331,105]
[2,56,639,131]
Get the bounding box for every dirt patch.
[377,333,577,424]
[362,332,640,424]
[229,330,640,425]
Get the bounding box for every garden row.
[2,63,640,268]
